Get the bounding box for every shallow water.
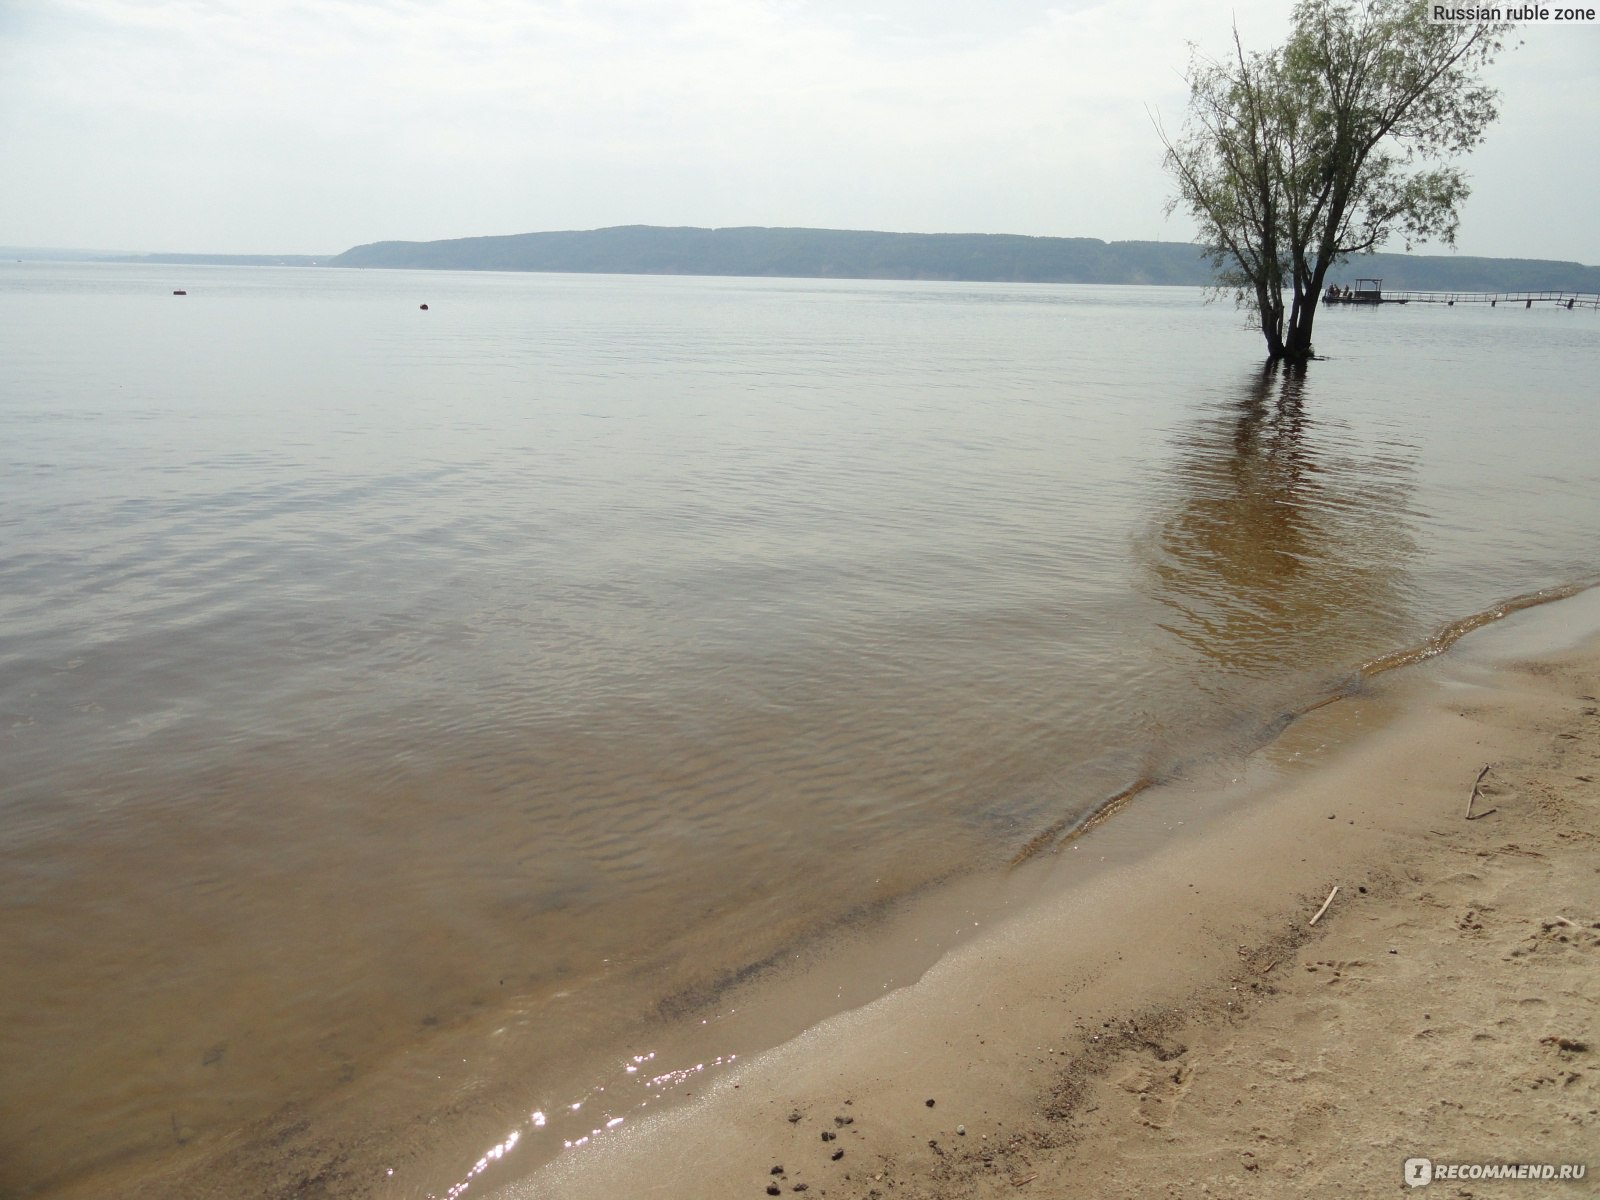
[1,263,1596,1196]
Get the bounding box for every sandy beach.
[504,600,1599,1200]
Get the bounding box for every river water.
[1,262,1596,1198]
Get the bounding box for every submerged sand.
[506,605,1599,1200]
[36,597,1597,1199]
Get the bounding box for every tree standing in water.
[1158,0,1512,364]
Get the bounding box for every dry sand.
[505,609,1599,1200]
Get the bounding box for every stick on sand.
[1308,885,1339,927]
[1466,764,1490,819]
[1466,764,1497,820]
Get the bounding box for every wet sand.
[506,606,1600,1200]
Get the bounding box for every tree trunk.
[1260,312,1287,361]
[1256,275,1287,361]
[1279,294,1319,363]
[1282,325,1314,363]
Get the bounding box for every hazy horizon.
[7,220,1600,270]
[2,2,1596,264]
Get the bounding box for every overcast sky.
[1,0,1595,262]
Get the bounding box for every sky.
[0,0,1595,262]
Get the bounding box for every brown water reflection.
[1138,363,1420,723]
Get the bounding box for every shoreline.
[28,588,1600,1200]
[495,591,1600,1200]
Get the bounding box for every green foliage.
[1159,0,1513,361]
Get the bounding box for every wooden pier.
[1322,277,1598,310]
[1374,289,1600,310]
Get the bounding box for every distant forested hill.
[329,225,1600,292]
[331,226,1205,283]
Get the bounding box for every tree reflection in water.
[1137,362,1421,736]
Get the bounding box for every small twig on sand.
[1308,886,1339,927]
[1466,764,1493,819]
[1011,1174,1038,1187]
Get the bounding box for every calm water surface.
[1,263,1596,1197]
